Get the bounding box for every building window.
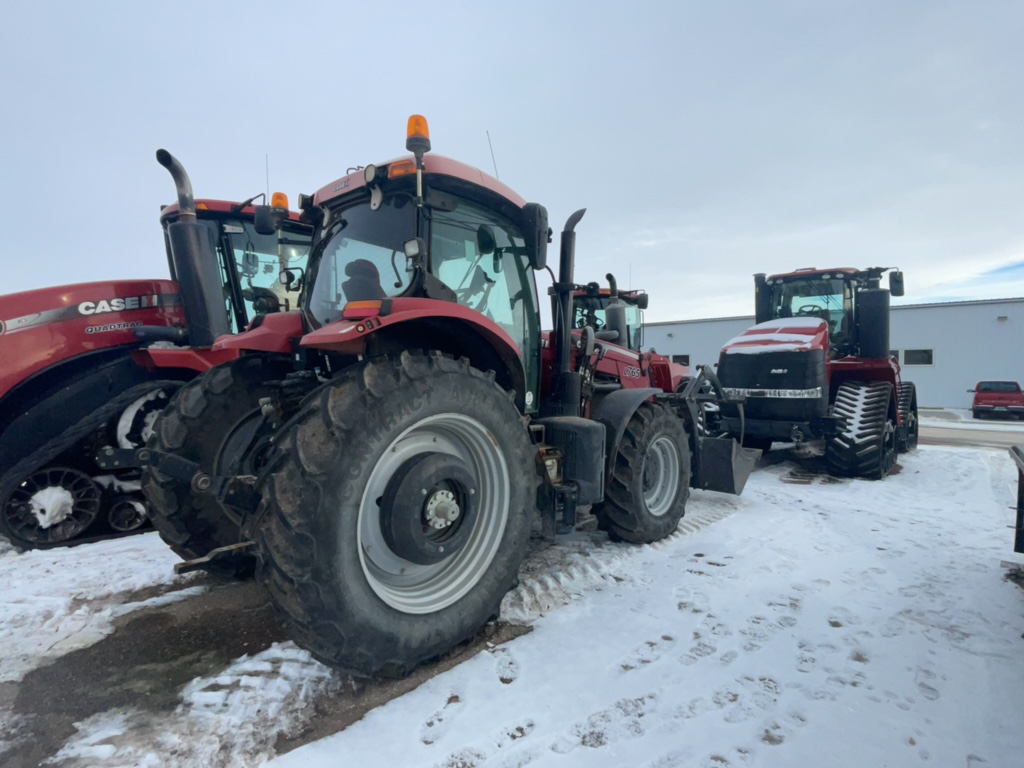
[672,354,690,366]
[889,350,899,361]
[903,349,933,366]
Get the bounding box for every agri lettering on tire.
[593,402,691,544]
[142,355,289,578]
[825,381,897,480]
[255,351,538,677]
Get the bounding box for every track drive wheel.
[825,381,897,480]
[1,467,102,547]
[896,381,919,453]
[593,402,691,544]
[255,351,537,677]
[142,355,287,578]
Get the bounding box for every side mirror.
[636,293,649,310]
[241,250,260,278]
[476,224,496,255]
[889,270,905,297]
[522,202,549,271]
[254,204,287,235]
[280,267,304,292]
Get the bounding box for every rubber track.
[897,381,918,452]
[0,379,183,548]
[825,381,895,479]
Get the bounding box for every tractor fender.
[300,300,528,411]
[133,345,242,373]
[592,387,662,478]
[212,311,305,354]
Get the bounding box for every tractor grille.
[718,349,829,422]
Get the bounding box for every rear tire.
[825,381,896,480]
[896,381,919,453]
[593,402,691,544]
[255,351,538,677]
[142,355,287,578]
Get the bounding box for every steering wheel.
[454,265,496,312]
[575,312,604,331]
[796,304,827,319]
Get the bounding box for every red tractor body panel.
[299,298,522,358]
[720,317,829,356]
[647,355,689,393]
[0,279,184,399]
[212,311,306,355]
[133,345,242,374]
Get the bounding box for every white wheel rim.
[643,435,681,517]
[357,413,510,614]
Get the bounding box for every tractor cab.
[755,266,904,359]
[159,198,312,336]
[572,283,648,353]
[293,117,549,412]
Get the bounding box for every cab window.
[429,201,536,351]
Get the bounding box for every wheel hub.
[425,490,461,529]
[379,452,478,565]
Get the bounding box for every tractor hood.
[721,317,829,356]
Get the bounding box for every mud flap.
[697,436,761,495]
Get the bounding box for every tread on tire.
[255,351,538,677]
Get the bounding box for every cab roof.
[159,199,304,223]
[311,154,528,209]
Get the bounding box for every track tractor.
[0,153,311,548]
[126,115,758,676]
[717,267,918,479]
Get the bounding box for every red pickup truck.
[969,381,1024,420]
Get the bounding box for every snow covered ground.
[2,440,1024,767]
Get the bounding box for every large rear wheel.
[142,355,288,577]
[256,351,537,677]
[593,402,691,544]
[825,381,897,480]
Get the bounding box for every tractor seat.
[342,259,386,302]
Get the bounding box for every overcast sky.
[3,0,1023,322]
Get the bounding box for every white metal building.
[643,297,1024,408]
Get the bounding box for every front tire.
[256,352,538,677]
[593,402,691,544]
[142,355,288,577]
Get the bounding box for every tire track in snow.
[501,493,745,624]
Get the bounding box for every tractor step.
[174,541,256,574]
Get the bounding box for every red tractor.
[716,267,918,479]
[565,277,691,394]
[129,115,757,676]
[0,151,311,548]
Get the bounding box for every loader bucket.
[696,436,760,496]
